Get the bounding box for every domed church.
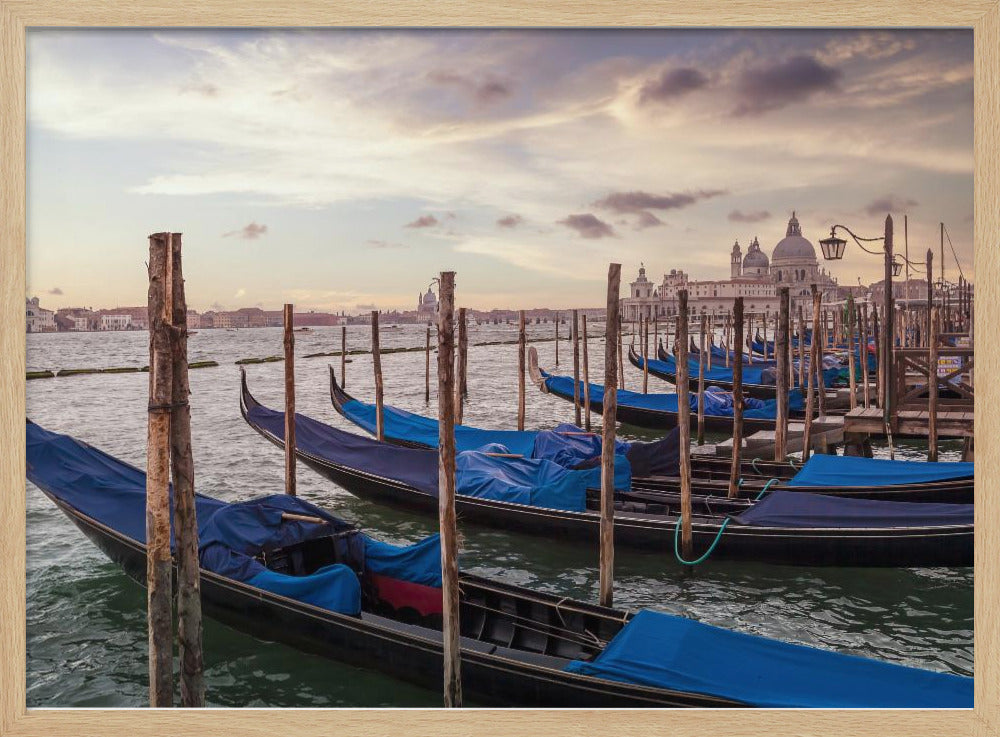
[622,212,839,321]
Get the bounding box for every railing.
[893,341,974,413]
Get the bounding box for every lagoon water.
[26,324,973,706]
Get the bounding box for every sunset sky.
[26,29,973,313]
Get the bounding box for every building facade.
[26,297,56,333]
[621,212,839,321]
[100,314,132,331]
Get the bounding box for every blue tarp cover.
[26,421,441,617]
[543,371,803,419]
[788,454,974,487]
[564,608,971,708]
[646,351,841,389]
[339,397,539,457]
[247,401,625,510]
[338,395,634,470]
[732,490,973,529]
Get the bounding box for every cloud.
[210,302,225,311]
[728,209,771,223]
[356,302,378,311]
[638,67,709,105]
[365,239,407,249]
[593,189,727,214]
[558,213,615,239]
[864,195,918,215]
[732,55,842,116]
[405,214,439,229]
[223,222,268,239]
[47,287,63,295]
[234,288,246,299]
[496,214,524,228]
[635,211,663,229]
[429,70,513,105]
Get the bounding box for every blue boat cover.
[564,609,970,707]
[338,396,539,457]
[337,394,634,470]
[26,421,442,617]
[246,400,625,511]
[543,371,804,419]
[646,351,842,389]
[789,454,974,488]
[732,490,973,528]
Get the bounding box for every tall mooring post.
[582,313,592,432]
[599,264,621,608]
[728,297,744,498]
[437,271,462,707]
[517,310,526,431]
[371,311,385,442]
[284,304,297,495]
[774,287,790,461]
[572,309,581,426]
[677,291,692,559]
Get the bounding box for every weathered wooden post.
[618,318,626,390]
[677,291,692,559]
[284,304,297,495]
[642,315,649,395]
[926,249,934,347]
[518,310,526,432]
[572,309,581,426]
[816,303,827,418]
[860,303,871,408]
[803,286,820,461]
[728,297,744,498]
[873,306,882,409]
[846,295,858,411]
[746,312,754,364]
[599,264,621,608]
[166,233,205,707]
[436,271,462,708]
[725,310,732,368]
[697,314,706,445]
[928,306,940,462]
[774,288,790,461]
[425,325,431,403]
[371,310,385,442]
[555,311,560,365]
[762,310,769,361]
[341,325,347,387]
[582,313,592,432]
[882,215,895,427]
[797,305,806,388]
[145,233,174,707]
[456,307,467,425]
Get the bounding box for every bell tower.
[730,240,742,279]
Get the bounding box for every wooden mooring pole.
[572,310,581,426]
[859,303,871,408]
[774,288,790,461]
[697,314,706,445]
[456,307,467,425]
[928,306,940,462]
[642,315,649,394]
[677,291,692,559]
[846,295,858,411]
[728,297,744,498]
[436,271,462,708]
[284,304,297,495]
[341,325,347,388]
[167,234,205,707]
[518,310,526,432]
[802,286,819,461]
[371,310,385,442]
[797,305,806,389]
[582,314,591,432]
[555,311,559,366]
[425,325,431,403]
[599,264,621,607]
[146,233,174,707]
[618,316,626,391]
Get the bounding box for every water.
[26,324,973,707]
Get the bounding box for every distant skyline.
[27,29,973,313]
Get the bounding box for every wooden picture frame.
[1,2,996,735]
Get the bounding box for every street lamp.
[819,231,847,260]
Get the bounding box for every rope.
[754,477,781,501]
[750,457,761,475]
[674,516,729,566]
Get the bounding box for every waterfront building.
[100,313,132,331]
[417,286,438,316]
[25,297,56,333]
[620,212,839,321]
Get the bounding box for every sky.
[26,29,974,313]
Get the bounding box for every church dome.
[742,236,769,269]
[772,212,817,262]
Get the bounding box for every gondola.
[328,369,973,504]
[26,420,971,708]
[631,344,795,400]
[241,373,973,567]
[532,347,800,432]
